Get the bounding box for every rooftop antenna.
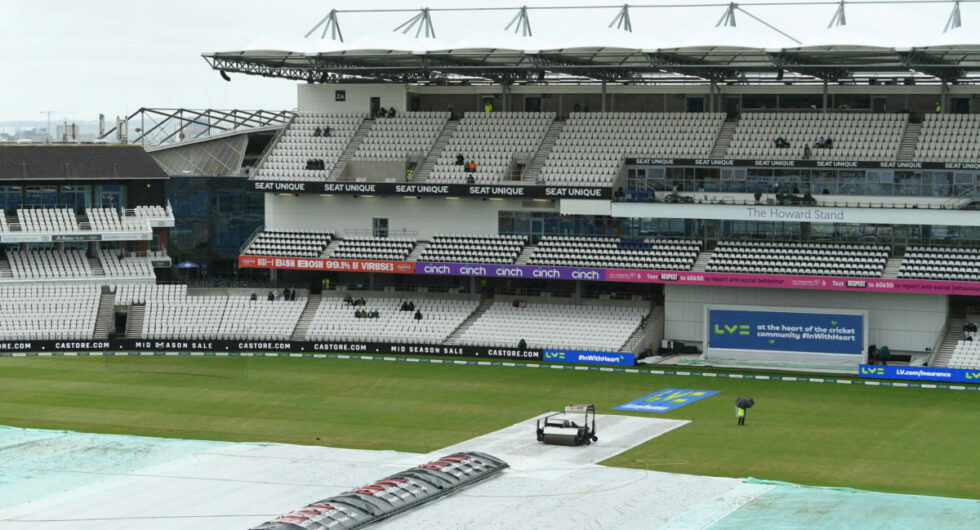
[828,0,847,28]
[306,9,344,42]
[505,5,533,37]
[394,8,437,39]
[609,4,633,32]
[944,0,962,33]
[717,3,737,27]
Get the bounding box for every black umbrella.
[736,397,755,409]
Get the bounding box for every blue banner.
[542,349,635,366]
[858,364,980,383]
[613,388,720,413]
[708,309,864,355]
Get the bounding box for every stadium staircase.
[290,294,321,341]
[897,123,920,162]
[882,256,904,279]
[320,239,344,258]
[514,245,537,266]
[94,286,116,339]
[931,318,964,367]
[710,121,737,159]
[524,121,565,183]
[444,297,494,345]
[691,251,713,272]
[405,242,430,262]
[0,260,11,279]
[622,301,658,352]
[88,258,106,277]
[412,120,459,183]
[332,119,373,181]
[125,305,145,338]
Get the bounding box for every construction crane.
[39,110,69,143]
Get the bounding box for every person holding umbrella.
[735,397,754,426]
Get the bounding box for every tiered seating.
[529,237,699,270]
[898,246,980,281]
[949,340,980,369]
[428,112,554,184]
[420,234,527,264]
[708,241,889,277]
[216,297,306,340]
[458,300,647,351]
[86,208,123,232]
[115,284,187,306]
[122,204,174,229]
[352,112,449,161]
[253,112,364,181]
[305,296,477,343]
[727,113,905,160]
[540,112,723,186]
[0,285,100,340]
[141,291,305,340]
[0,214,7,232]
[242,230,332,258]
[6,249,92,279]
[16,208,79,232]
[142,295,228,339]
[97,249,154,278]
[330,237,415,261]
[915,114,980,162]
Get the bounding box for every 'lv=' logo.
[714,324,750,336]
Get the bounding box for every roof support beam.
[608,4,633,32]
[504,6,534,37]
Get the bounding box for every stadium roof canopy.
[204,2,980,86]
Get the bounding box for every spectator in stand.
[377,108,388,119]
[466,175,475,184]
[774,137,789,149]
[414,309,423,320]
[250,292,257,302]
[484,101,493,113]
[803,145,812,160]
[289,288,297,302]
[400,301,411,311]
[467,160,477,173]
[314,127,322,137]
[323,126,332,137]
[518,338,527,351]
[267,291,275,301]
[455,153,465,165]
[387,107,396,118]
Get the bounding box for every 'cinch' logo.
[714,324,750,336]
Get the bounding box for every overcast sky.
[0,0,973,122]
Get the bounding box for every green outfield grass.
[0,356,977,499]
